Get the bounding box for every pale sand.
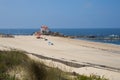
[0,35,120,80]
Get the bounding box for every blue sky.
[0,0,120,28]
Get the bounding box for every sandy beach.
[0,35,120,80]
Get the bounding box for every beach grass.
[75,74,108,80]
[0,50,108,80]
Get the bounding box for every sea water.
[0,28,120,45]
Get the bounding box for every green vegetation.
[75,74,108,80]
[0,50,108,80]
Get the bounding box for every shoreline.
[1,34,120,53]
[75,39,120,54]
[77,37,120,46]
[77,38,120,46]
[1,30,120,45]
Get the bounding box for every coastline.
[0,35,120,80]
[75,38,120,54]
[1,28,120,45]
[77,38,120,46]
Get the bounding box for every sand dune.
[0,35,120,80]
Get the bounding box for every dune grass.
[0,50,108,80]
[75,74,108,80]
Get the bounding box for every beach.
[0,35,120,80]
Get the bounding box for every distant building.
[41,25,49,34]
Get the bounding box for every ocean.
[0,28,120,45]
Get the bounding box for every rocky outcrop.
[0,33,14,38]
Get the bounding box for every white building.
[40,25,49,34]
